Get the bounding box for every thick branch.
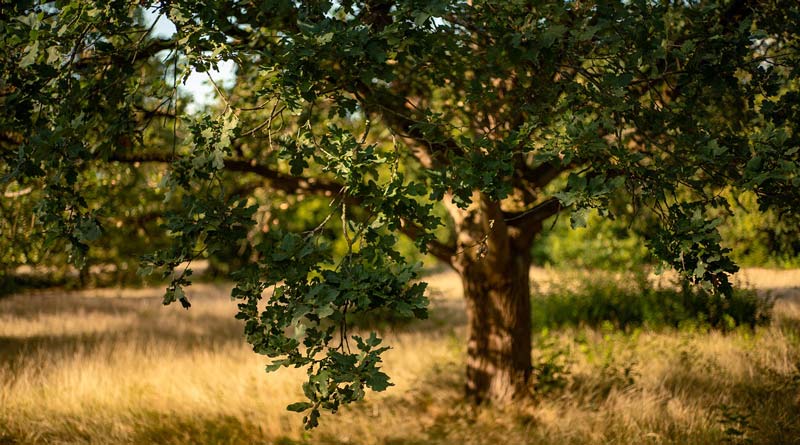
[110,152,456,265]
[398,218,456,268]
[355,85,463,168]
[525,162,567,189]
[223,159,342,195]
[509,158,571,206]
[72,38,175,72]
[108,152,343,196]
[135,38,176,61]
[503,197,562,231]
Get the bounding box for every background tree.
[2,0,798,427]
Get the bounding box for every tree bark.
[445,192,537,403]
[461,244,533,403]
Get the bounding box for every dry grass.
[1,269,799,444]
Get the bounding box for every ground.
[1,268,799,444]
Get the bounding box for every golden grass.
[1,269,799,444]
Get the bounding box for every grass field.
[1,268,799,444]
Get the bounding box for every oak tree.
[2,0,798,428]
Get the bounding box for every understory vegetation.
[2,268,798,445]
[532,194,800,272]
[530,271,773,331]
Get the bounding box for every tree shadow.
[0,310,247,370]
[658,363,800,444]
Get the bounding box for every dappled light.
[2,270,799,444]
[2,0,799,443]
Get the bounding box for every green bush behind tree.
[533,190,800,271]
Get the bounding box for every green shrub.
[532,209,653,271]
[715,191,800,269]
[533,191,800,271]
[531,273,772,331]
[531,333,571,396]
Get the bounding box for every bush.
[533,191,800,271]
[532,209,653,271]
[531,273,772,331]
[715,191,800,269]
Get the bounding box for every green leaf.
[570,208,589,229]
[19,41,39,68]
[366,371,392,391]
[76,218,101,242]
[211,148,225,170]
[413,12,430,27]
[287,402,313,412]
[316,304,334,318]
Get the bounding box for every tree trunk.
[445,192,537,404]
[461,245,532,403]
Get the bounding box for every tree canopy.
[2,0,799,428]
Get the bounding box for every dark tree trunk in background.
[446,193,539,403]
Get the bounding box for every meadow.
[1,268,799,445]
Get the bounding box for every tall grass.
[1,270,799,444]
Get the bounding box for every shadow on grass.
[346,298,467,334]
[0,310,246,369]
[131,412,273,445]
[0,411,279,445]
[657,361,800,445]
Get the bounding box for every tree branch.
[508,158,571,207]
[110,152,456,266]
[398,218,456,268]
[108,152,343,196]
[355,84,463,168]
[503,197,563,230]
[525,162,568,189]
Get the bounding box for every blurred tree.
[718,190,800,268]
[2,0,798,426]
